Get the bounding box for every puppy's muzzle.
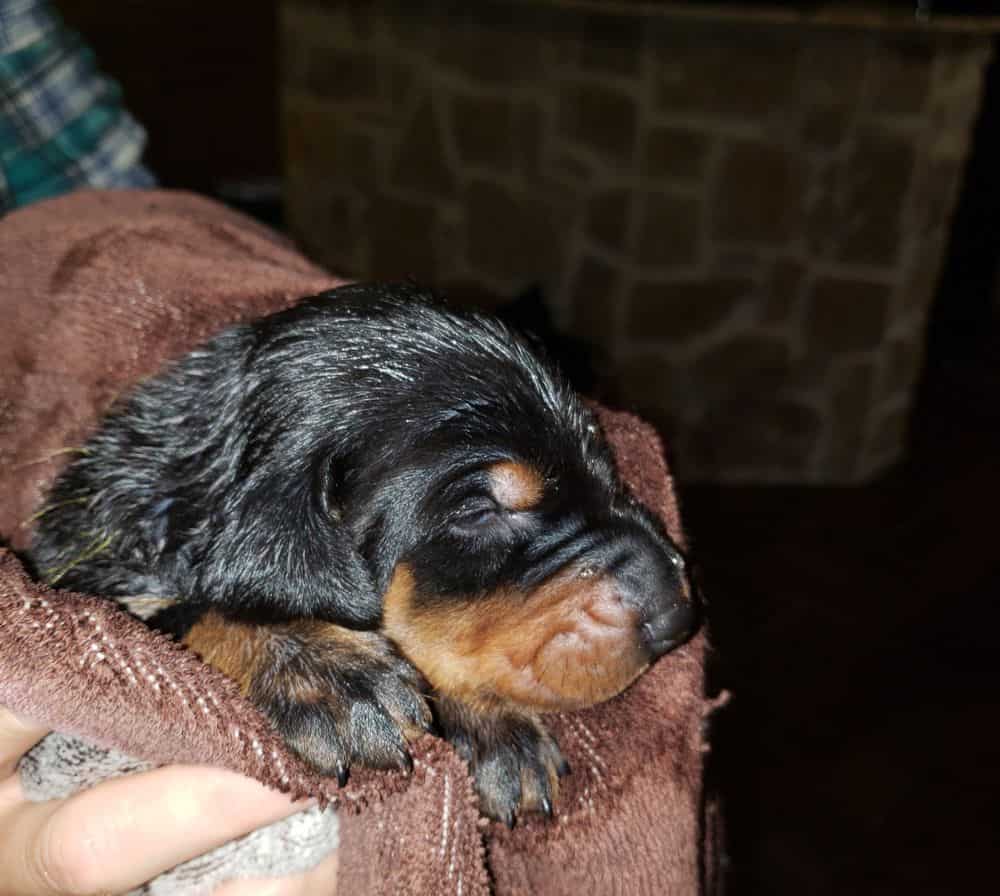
[594,527,697,660]
[382,521,697,714]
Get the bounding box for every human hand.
[0,707,338,895]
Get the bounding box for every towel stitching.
[439,771,452,861]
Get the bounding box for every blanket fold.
[0,189,713,895]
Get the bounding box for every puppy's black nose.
[641,600,697,658]
[612,531,697,659]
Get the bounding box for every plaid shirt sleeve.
[0,0,155,213]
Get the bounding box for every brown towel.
[0,189,714,895]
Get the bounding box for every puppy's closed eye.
[446,460,545,537]
[449,496,503,533]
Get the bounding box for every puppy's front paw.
[436,699,569,826]
[184,614,431,783]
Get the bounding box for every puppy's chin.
[381,563,653,714]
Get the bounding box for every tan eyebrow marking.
[486,460,544,511]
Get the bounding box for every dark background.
[55,2,1000,892]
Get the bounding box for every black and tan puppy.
[29,282,696,824]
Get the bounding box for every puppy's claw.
[336,762,349,788]
[399,695,433,738]
[540,796,553,818]
[398,749,414,775]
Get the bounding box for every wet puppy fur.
[29,283,697,824]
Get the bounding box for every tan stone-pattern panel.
[279,1,991,483]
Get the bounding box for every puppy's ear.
[186,464,381,628]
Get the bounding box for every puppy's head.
[286,284,697,715]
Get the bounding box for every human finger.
[0,763,313,895]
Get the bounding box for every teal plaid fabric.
[0,0,154,213]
